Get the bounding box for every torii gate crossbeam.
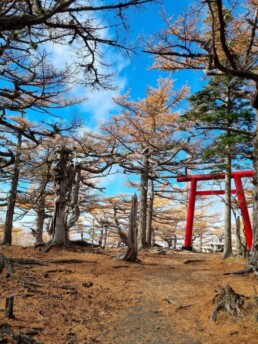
[177,170,254,250]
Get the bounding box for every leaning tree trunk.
[122,194,138,262]
[138,153,149,249]
[3,131,22,245]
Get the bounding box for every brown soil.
[1,246,258,344]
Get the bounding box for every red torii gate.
[177,170,254,251]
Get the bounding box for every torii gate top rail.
[177,170,254,182]
[177,170,254,251]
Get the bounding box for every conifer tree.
[184,76,255,258]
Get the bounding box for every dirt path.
[1,247,258,343]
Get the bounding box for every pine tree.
[184,76,255,258]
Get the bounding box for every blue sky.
[69,0,201,128]
[39,0,201,130]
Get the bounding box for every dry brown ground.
[1,246,258,344]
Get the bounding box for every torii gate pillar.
[177,170,254,251]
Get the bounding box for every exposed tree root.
[183,259,205,264]
[0,323,42,344]
[0,252,13,278]
[17,274,76,291]
[10,258,47,266]
[210,285,245,322]
[17,275,45,288]
[45,239,98,252]
[223,268,253,275]
[44,242,55,253]
[50,259,92,264]
[122,247,138,262]
[65,239,99,247]
[34,242,46,249]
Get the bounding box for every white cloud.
[44,13,131,127]
[97,166,138,196]
[81,48,129,123]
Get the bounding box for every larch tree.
[102,78,191,249]
[91,195,131,247]
[46,131,118,249]
[150,197,185,249]
[0,115,50,245]
[9,130,117,249]
[146,0,258,269]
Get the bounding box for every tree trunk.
[3,132,22,245]
[166,239,172,250]
[147,179,154,246]
[103,225,108,248]
[234,215,247,258]
[248,108,258,269]
[50,147,71,246]
[114,205,129,246]
[122,194,138,261]
[200,224,203,251]
[222,91,233,259]
[222,151,232,259]
[173,235,177,250]
[48,145,81,248]
[66,165,81,235]
[35,193,45,245]
[99,229,103,247]
[138,153,149,249]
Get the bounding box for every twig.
[175,304,195,312]
[52,284,76,290]
[183,259,205,264]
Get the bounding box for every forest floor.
[1,246,258,344]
